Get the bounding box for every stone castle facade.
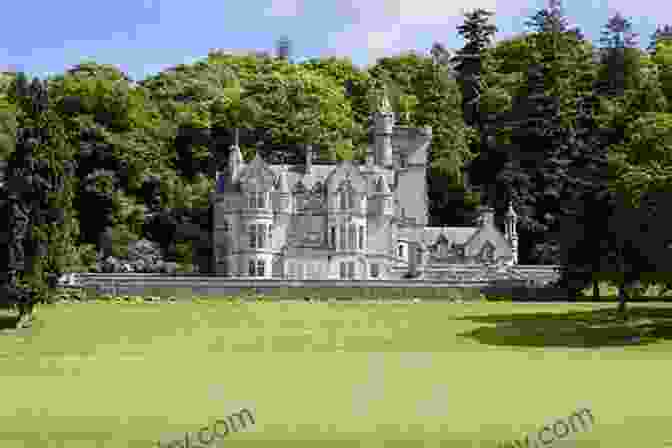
[210,95,519,280]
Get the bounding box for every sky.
[0,0,668,82]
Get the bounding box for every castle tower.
[505,201,518,264]
[374,90,395,168]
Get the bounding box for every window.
[348,262,355,279]
[339,225,346,250]
[358,225,364,250]
[339,262,346,279]
[248,192,267,209]
[257,223,265,248]
[249,224,268,249]
[330,227,336,249]
[348,224,356,250]
[398,244,404,257]
[340,191,347,210]
[370,263,379,278]
[249,225,257,249]
[257,259,265,277]
[400,156,407,168]
[223,220,231,232]
[416,249,422,264]
[248,260,255,276]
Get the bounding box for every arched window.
[398,244,404,258]
[358,225,364,250]
[330,227,336,249]
[248,260,255,276]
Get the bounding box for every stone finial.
[505,201,518,219]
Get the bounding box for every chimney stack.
[305,144,312,175]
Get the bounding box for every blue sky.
[0,0,667,82]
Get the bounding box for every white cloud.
[327,0,515,65]
[264,0,302,17]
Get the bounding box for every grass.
[1,297,672,447]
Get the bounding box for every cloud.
[327,0,511,65]
[264,0,302,17]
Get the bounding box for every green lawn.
[1,298,672,447]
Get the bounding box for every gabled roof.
[325,161,367,193]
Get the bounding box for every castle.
[210,93,519,280]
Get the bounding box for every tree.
[452,8,498,128]
[597,12,641,98]
[0,74,76,327]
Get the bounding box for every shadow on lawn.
[456,306,672,348]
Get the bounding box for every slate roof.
[397,226,480,248]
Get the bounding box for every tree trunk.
[592,279,600,301]
[617,280,628,314]
[15,302,34,328]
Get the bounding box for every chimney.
[305,144,312,175]
[479,206,495,228]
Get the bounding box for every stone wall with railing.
[56,265,561,298]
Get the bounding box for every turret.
[505,201,518,264]
[374,90,395,168]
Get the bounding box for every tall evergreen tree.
[597,12,641,97]
[452,8,498,128]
